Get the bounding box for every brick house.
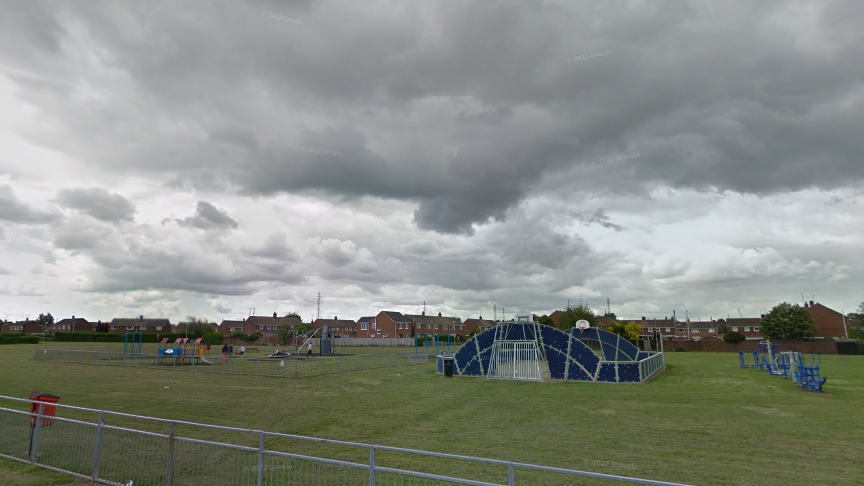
[312,317,357,337]
[405,312,464,338]
[51,316,94,333]
[463,317,497,335]
[723,318,763,340]
[240,313,304,344]
[805,301,850,338]
[356,311,412,338]
[1,320,42,334]
[110,317,171,334]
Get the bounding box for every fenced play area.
[438,318,665,383]
[34,348,430,378]
[0,394,700,486]
[739,340,828,392]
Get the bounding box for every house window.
[377,328,381,334]
[427,324,431,330]
[460,326,464,330]
[754,327,760,332]
[744,327,750,332]
[361,323,368,330]
[443,325,448,330]
[732,327,738,332]
[434,325,439,329]
[678,328,685,332]
[156,327,163,331]
[647,328,653,332]
[665,328,671,332]
[709,328,715,333]
[127,327,134,331]
[693,329,700,333]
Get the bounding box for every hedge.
[0,335,40,344]
[202,332,225,345]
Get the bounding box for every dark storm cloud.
[6,1,863,235]
[176,201,238,230]
[571,209,625,231]
[0,186,55,224]
[56,188,135,223]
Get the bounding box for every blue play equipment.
[792,353,827,392]
[123,332,143,359]
[441,320,665,383]
[155,337,211,366]
[739,340,826,392]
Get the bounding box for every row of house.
[548,301,852,340]
[2,301,854,342]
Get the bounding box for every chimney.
[804,302,809,308]
[438,312,442,317]
[422,310,425,316]
[479,315,482,319]
[139,315,143,320]
[760,314,765,318]
[334,316,338,321]
[809,300,814,306]
[273,312,277,318]
[642,316,646,320]
[72,315,75,319]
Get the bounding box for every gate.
[487,341,543,381]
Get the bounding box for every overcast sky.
[1,0,862,324]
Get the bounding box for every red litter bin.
[29,392,60,427]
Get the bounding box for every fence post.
[294,360,298,377]
[257,432,265,486]
[319,358,323,375]
[256,360,260,376]
[377,355,380,368]
[360,355,363,369]
[341,357,344,373]
[166,421,176,486]
[369,446,376,486]
[91,411,105,481]
[508,463,515,486]
[29,402,44,462]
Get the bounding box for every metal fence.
[0,395,698,486]
[638,352,665,382]
[33,349,429,378]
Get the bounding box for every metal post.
[91,411,105,481]
[294,360,298,377]
[377,355,380,368]
[319,358,323,375]
[508,463,515,486]
[29,402,44,462]
[166,421,176,486]
[360,355,363,369]
[256,359,260,375]
[257,432,265,486]
[341,357,344,373]
[369,446,376,486]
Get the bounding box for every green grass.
[1,342,862,485]
[0,457,94,486]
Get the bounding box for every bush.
[202,332,225,345]
[0,335,40,344]
[722,331,746,344]
[674,347,688,352]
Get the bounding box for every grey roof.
[357,316,375,323]
[380,311,411,323]
[405,314,462,326]
[111,318,171,326]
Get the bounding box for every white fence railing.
[0,395,699,486]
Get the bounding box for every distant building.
[110,317,171,334]
[406,312,463,338]
[312,317,357,337]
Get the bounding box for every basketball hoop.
[575,320,590,330]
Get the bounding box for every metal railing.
[0,395,698,486]
[33,349,429,378]
[638,352,666,382]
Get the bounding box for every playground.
[739,340,828,392]
[2,342,862,485]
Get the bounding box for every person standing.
[221,343,229,364]
[239,344,246,357]
[306,342,314,359]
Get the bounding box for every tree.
[294,323,313,336]
[760,302,817,341]
[604,312,617,320]
[722,331,746,344]
[716,319,728,335]
[36,313,54,336]
[178,316,214,337]
[608,321,641,340]
[556,303,598,330]
[278,325,295,345]
[537,315,554,327]
[284,312,302,321]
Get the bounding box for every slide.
[199,357,214,365]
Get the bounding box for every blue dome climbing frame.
[443,322,665,383]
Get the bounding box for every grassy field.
[1,342,862,486]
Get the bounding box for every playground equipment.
[123,333,143,359]
[440,317,665,383]
[155,338,211,366]
[739,340,826,392]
